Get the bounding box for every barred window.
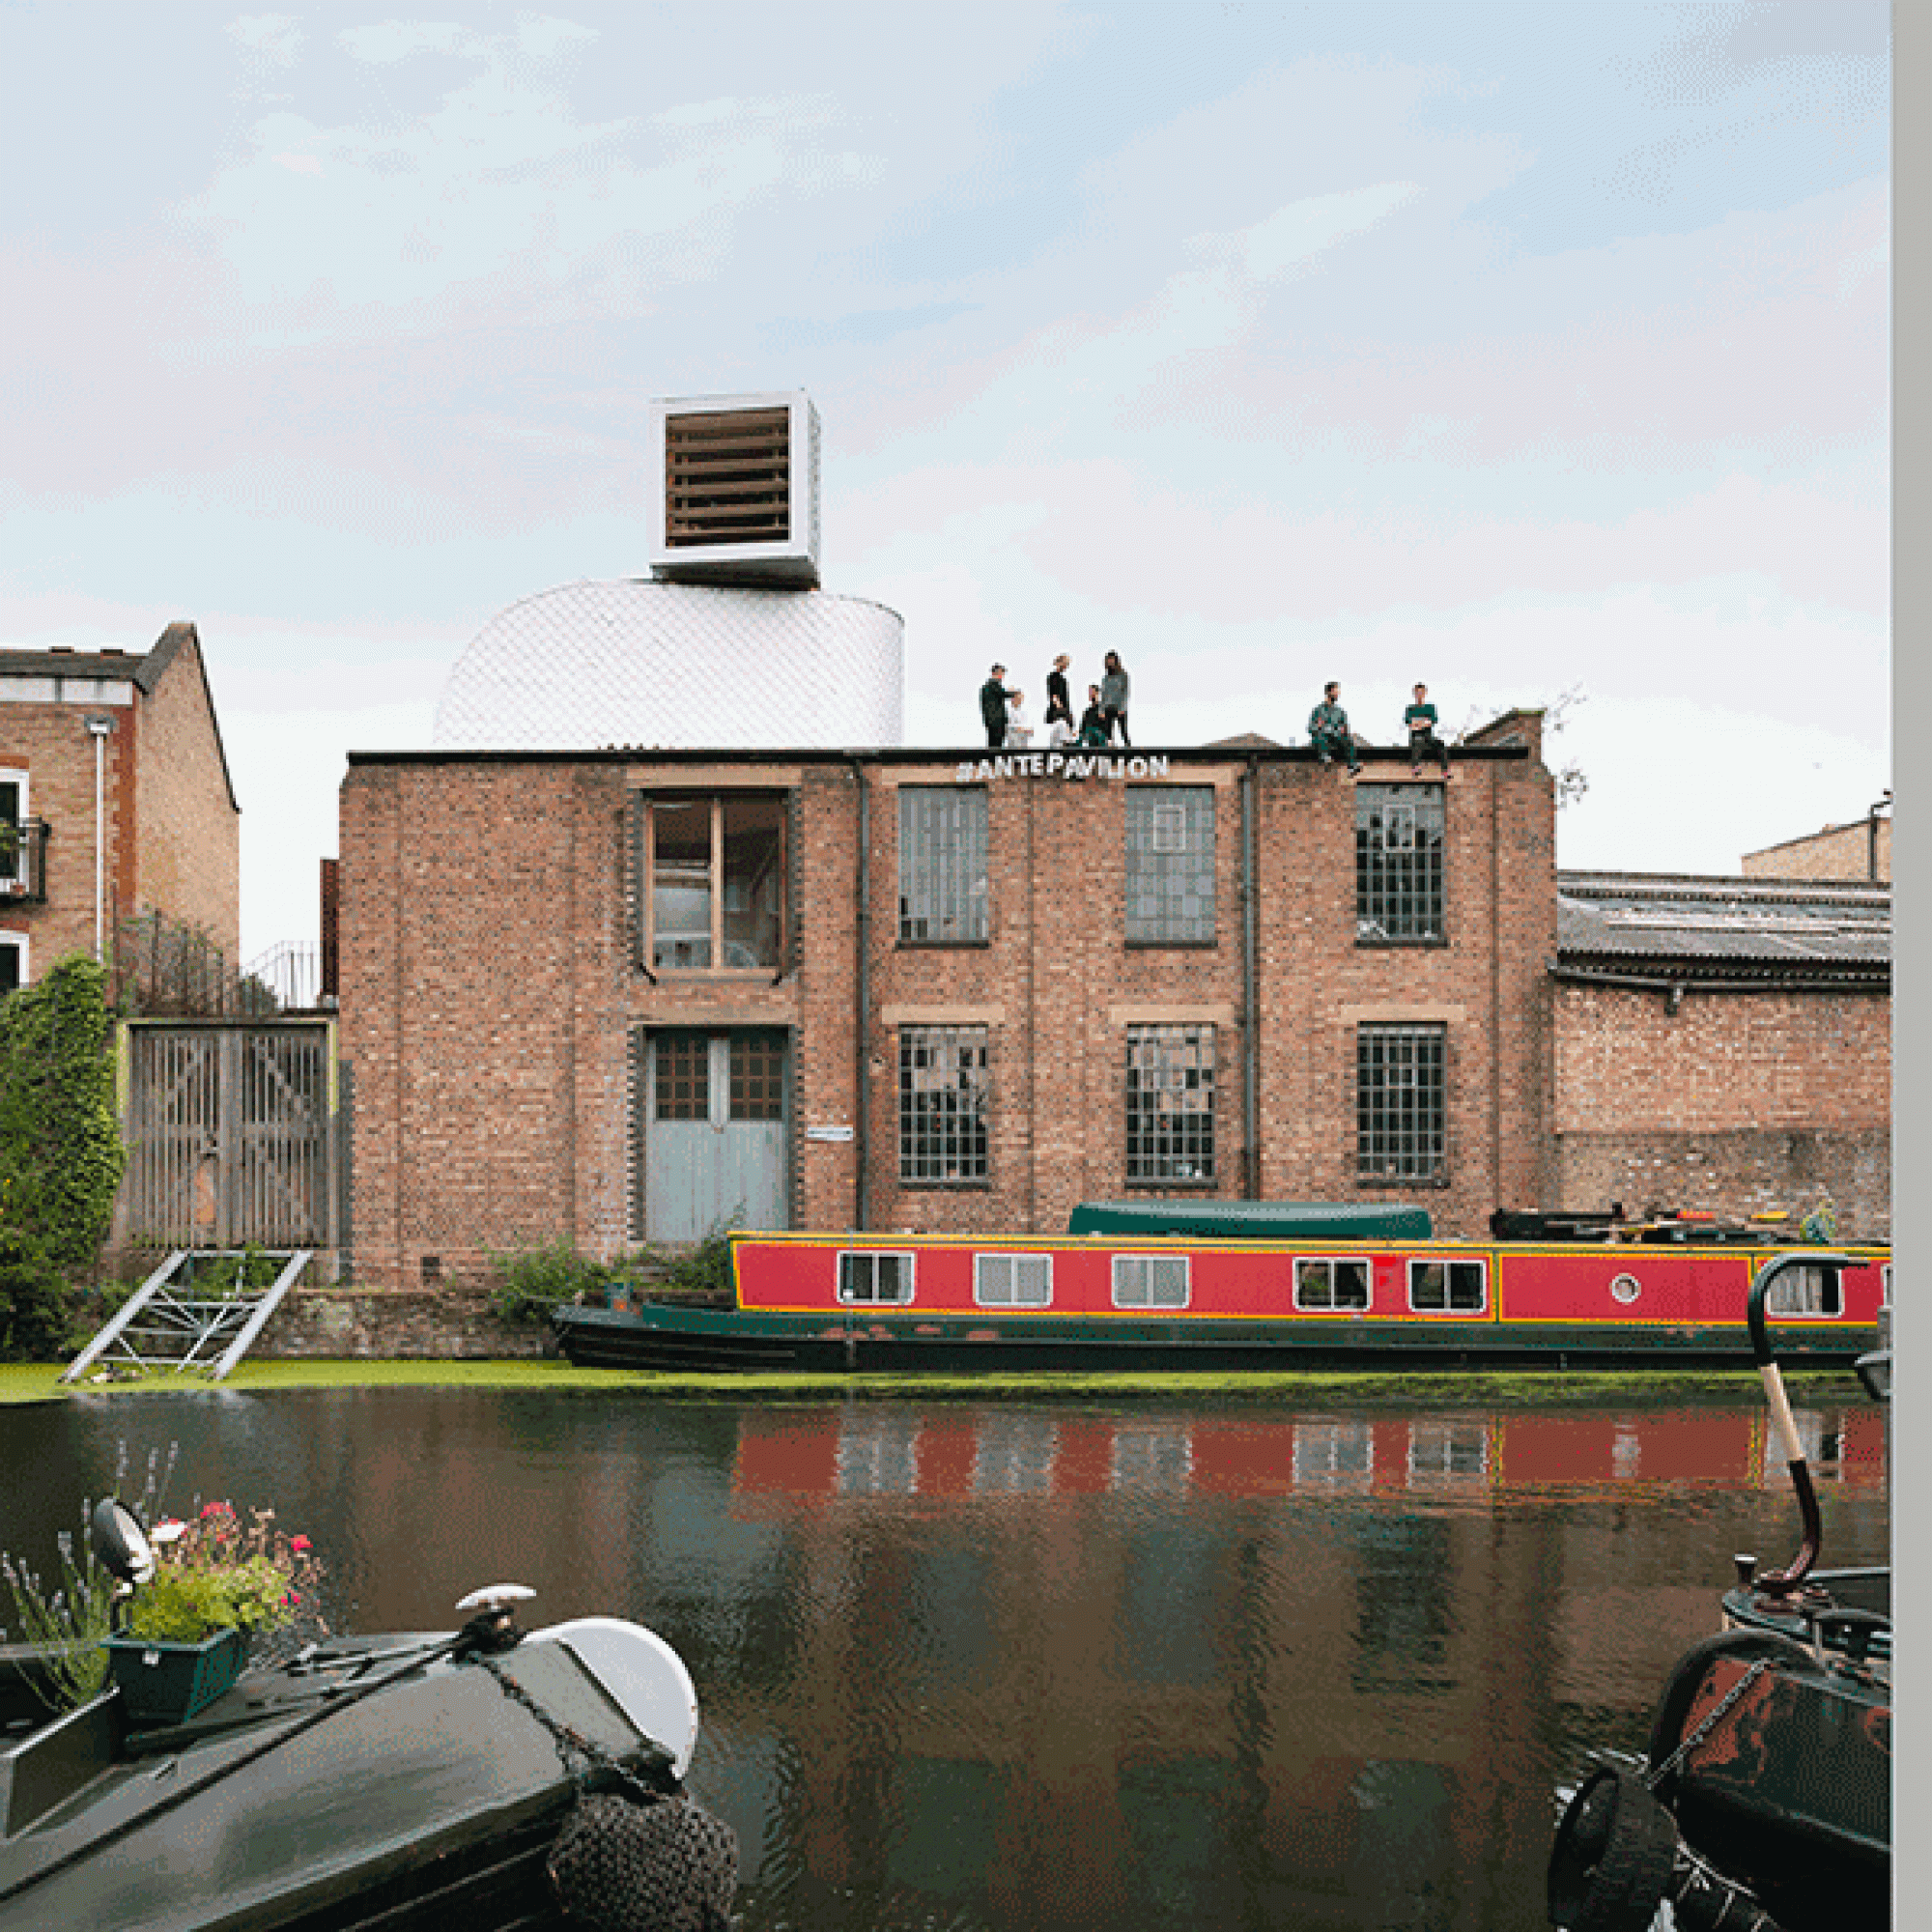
[1407,1259,1487,1312]
[899,1025,990,1184]
[1357,1024,1447,1182]
[975,1253,1053,1307]
[1125,1025,1215,1183]
[899,787,988,943]
[1356,784,1445,942]
[1293,1258,1371,1310]
[1125,786,1215,944]
[838,1251,915,1304]
[1112,1254,1191,1309]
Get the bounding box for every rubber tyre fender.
[1548,1766,1680,1932]
[1644,1629,1818,1798]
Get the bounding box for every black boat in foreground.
[0,1508,736,1931]
[1548,1252,1890,1932]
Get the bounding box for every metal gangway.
[60,1248,312,1383]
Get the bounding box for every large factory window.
[899,1024,991,1184]
[899,786,989,944]
[1124,786,1215,945]
[1356,1023,1447,1182]
[1355,784,1445,943]
[643,794,785,974]
[1125,1024,1216,1184]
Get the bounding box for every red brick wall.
[1552,981,1890,1236]
[0,692,134,971]
[134,635,241,962]
[340,746,1555,1287]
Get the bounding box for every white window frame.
[974,1253,1053,1308]
[0,930,26,994]
[838,1250,916,1306]
[0,769,29,893]
[1406,1258,1488,1314]
[1111,1252,1191,1310]
[1293,1256,1372,1312]
[1763,1263,1843,1320]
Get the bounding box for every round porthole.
[1610,1272,1641,1305]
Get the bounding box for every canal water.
[1,1387,1887,1931]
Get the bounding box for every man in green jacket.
[1308,682,1360,773]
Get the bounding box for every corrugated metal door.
[642,1029,787,1241]
[122,1023,335,1247]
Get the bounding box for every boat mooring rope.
[473,1653,738,1932]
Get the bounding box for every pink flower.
[290,1535,311,1553]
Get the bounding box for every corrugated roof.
[1556,870,1889,975]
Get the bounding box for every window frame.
[0,931,25,996]
[1763,1263,1844,1320]
[898,1023,992,1187]
[1124,784,1217,947]
[1406,1257,1488,1314]
[1355,782,1447,946]
[1356,1022,1449,1185]
[1293,1256,1372,1312]
[0,769,29,895]
[898,785,990,946]
[974,1252,1054,1308]
[641,792,787,977]
[1124,1022,1217,1186]
[838,1250,917,1306]
[1111,1253,1192,1310]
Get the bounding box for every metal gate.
[119,1021,338,1249]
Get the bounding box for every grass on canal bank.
[0,1358,1869,1409]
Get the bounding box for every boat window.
[1294,1258,1371,1311]
[838,1251,916,1305]
[975,1253,1053,1307]
[1407,1259,1487,1313]
[1765,1263,1842,1318]
[1112,1254,1190,1309]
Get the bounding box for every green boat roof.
[1066,1200,1435,1242]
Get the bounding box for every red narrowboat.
[551,1203,1888,1375]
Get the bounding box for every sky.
[0,1,1890,961]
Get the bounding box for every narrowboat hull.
[0,1617,712,1932]
[552,1298,1880,1375]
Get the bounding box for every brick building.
[0,622,241,992]
[339,719,1556,1288]
[1741,806,1891,884]
[1551,872,1890,1238]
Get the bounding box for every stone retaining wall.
[251,1288,551,1359]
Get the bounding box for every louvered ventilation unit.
[650,390,821,588]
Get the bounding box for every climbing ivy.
[0,954,126,1280]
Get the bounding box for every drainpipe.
[84,715,114,961]
[853,761,870,1231]
[1241,756,1261,1200]
[1867,791,1891,882]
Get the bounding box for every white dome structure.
[433,578,904,751]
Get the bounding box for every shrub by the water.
[488,1238,614,1324]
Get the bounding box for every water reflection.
[0,1391,1885,1932]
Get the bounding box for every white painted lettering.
[1046,753,1065,776]
[1029,753,1045,776]
[1128,756,1148,778]
[976,759,995,781]
[994,756,1014,779]
[1148,755,1170,778]
[955,762,975,783]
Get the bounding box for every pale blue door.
[643,1030,788,1241]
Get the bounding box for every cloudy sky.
[1,1,1889,959]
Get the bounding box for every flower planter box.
[105,1626,246,1723]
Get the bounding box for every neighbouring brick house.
[1742,807,1891,884]
[0,622,241,992]
[338,717,1557,1288]
[1551,872,1891,1238]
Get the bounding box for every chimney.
[649,390,821,589]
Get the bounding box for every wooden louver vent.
[663,406,790,550]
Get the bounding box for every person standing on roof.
[1308,681,1360,773]
[980,665,1009,748]
[1045,654,1074,733]
[1101,652,1131,746]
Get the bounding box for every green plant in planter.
[127,1501,326,1645]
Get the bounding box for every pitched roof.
[1555,870,1889,981]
